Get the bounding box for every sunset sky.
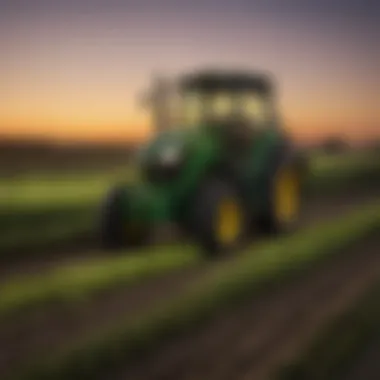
[1,0,379,143]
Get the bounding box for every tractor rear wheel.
[260,164,302,234]
[99,185,149,250]
[188,179,248,256]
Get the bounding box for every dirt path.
[0,191,378,379]
[110,236,380,380]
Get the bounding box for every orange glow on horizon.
[2,80,378,144]
[1,119,379,146]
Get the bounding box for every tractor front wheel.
[99,185,150,250]
[188,180,247,256]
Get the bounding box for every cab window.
[241,94,267,128]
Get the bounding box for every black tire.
[99,185,149,250]
[188,179,248,256]
[259,162,304,235]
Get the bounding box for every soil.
[342,337,380,380]
[111,236,380,380]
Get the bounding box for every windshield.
[171,91,268,129]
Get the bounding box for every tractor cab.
[177,70,276,131]
[144,70,278,137]
[172,70,279,152]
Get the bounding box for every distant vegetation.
[0,139,137,177]
[319,136,351,154]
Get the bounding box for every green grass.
[0,205,95,254]
[0,244,200,320]
[0,166,135,211]
[306,150,380,193]
[0,207,95,259]
[8,200,380,380]
[276,281,380,380]
[310,149,380,171]
[0,167,137,255]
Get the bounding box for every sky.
[0,0,379,143]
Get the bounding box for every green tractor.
[100,69,308,255]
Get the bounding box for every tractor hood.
[137,125,219,187]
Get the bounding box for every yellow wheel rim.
[216,197,242,245]
[274,168,300,224]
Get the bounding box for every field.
[0,145,379,380]
[1,147,380,257]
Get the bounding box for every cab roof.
[179,69,274,95]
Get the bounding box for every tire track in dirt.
[0,191,378,379]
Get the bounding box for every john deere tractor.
[100,69,308,255]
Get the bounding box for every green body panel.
[122,124,286,225]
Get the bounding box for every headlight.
[158,145,182,166]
